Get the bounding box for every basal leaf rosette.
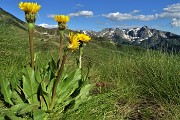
[19,2,41,23]
[54,15,70,30]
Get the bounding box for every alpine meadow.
[0,1,180,120]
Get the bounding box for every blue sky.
[0,0,180,35]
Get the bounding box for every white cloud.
[159,3,180,27]
[102,12,156,21]
[132,10,140,13]
[157,3,180,18]
[163,3,180,13]
[171,18,180,27]
[152,9,158,12]
[96,21,109,25]
[75,4,84,7]
[102,12,133,20]
[38,23,58,28]
[159,3,180,18]
[113,25,141,29]
[135,15,157,21]
[68,11,93,17]
[47,14,55,18]
[102,3,180,27]
[47,11,93,19]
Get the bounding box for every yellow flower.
[68,33,80,51]
[78,33,91,43]
[19,2,41,14]
[54,15,70,24]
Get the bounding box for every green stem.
[50,50,68,110]
[79,45,83,69]
[57,30,64,67]
[28,23,34,69]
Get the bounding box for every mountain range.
[83,26,180,52]
[1,7,180,52]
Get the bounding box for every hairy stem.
[57,30,64,66]
[79,45,83,69]
[28,23,34,69]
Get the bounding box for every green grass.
[0,23,180,119]
[49,41,180,119]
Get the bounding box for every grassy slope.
[0,21,180,119]
[62,41,180,120]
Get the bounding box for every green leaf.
[0,108,6,118]
[41,79,48,94]
[10,75,19,90]
[45,58,57,81]
[22,66,40,104]
[50,58,57,72]
[35,70,42,83]
[5,110,25,120]
[0,116,4,120]
[18,104,39,115]
[33,109,47,120]
[55,98,73,113]
[47,78,55,94]
[41,98,48,110]
[0,76,13,105]
[11,90,23,104]
[10,103,38,115]
[56,69,81,105]
[73,84,93,110]
[41,78,55,110]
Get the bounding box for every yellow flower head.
[54,15,70,24]
[68,33,80,51]
[19,2,41,14]
[78,33,91,43]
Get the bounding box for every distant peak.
[141,26,149,29]
[143,26,148,28]
[140,26,150,31]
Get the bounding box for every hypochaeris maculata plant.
[0,2,93,119]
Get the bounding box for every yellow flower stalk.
[54,15,70,63]
[77,33,91,68]
[19,2,41,69]
[68,33,80,51]
[79,33,91,43]
[54,15,70,24]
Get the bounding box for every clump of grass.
[133,51,180,104]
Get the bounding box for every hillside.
[0,8,59,34]
[0,7,59,41]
